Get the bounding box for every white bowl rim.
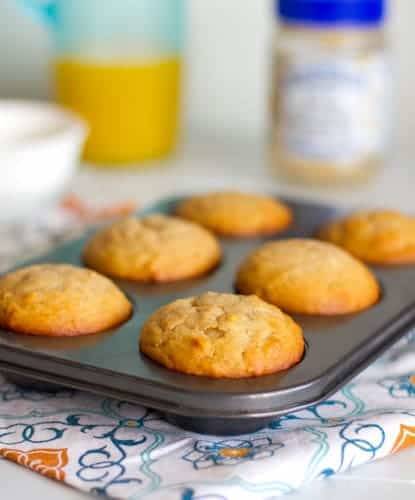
[0,99,88,153]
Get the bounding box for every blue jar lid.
[277,0,386,26]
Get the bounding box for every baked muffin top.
[0,264,132,336]
[175,191,292,237]
[140,292,304,378]
[236,239,380,315]
[318,210,415,265]
[83,214,221,282]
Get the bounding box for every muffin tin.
[1,195,415,436]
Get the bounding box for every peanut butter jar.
[271,0,389,185]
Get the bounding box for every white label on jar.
[278,53,388,166]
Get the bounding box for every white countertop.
[3,136,415,499]
[70,136,415,212]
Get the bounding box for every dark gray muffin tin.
[0,195,414,436]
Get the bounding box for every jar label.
[276,53,388,167]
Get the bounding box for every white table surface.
[3,135,415,499]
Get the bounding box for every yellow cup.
[18,0,186,166]
[54,56,182,165]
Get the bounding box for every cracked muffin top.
[83,214,221,283]
[318,210,415,265]
[175,191,293,237]
[236,239,380,316]
[0,264,132,336]
[139,292,304,378]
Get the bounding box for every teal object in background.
[17,0,185,57]
[15,0,186,164]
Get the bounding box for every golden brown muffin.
[0,264,132,336]
[175,191,292,237]
[83,214,221,282]
[140,292,304,378]
[318,210,415,265]
[236,239,380,316]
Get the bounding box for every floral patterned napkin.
[1,200,415,499]
[1,339,415,500]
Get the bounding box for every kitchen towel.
[1,340,415,499]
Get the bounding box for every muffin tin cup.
[0,195,414,436]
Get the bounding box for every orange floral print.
[391,425,415,454]
[219,448,250,458]
[61,194,136,222]
[0,448,68,481]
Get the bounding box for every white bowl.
[0,100,87,222]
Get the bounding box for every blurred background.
[2,0,268,142]
[1,0,413,150]
[0,0,414,266]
